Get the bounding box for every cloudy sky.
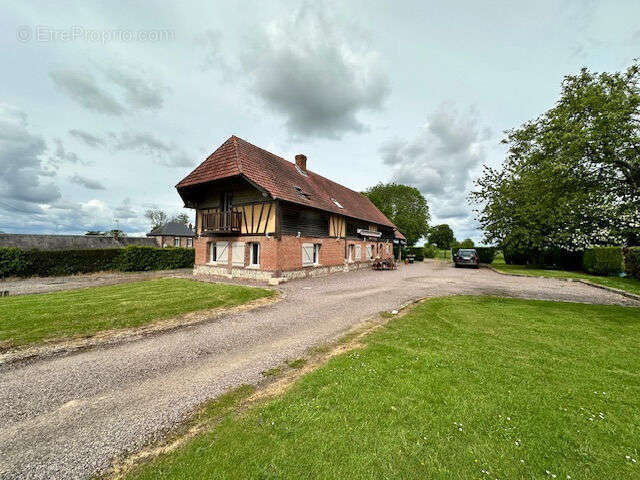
[1,1,638,241]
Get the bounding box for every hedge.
[474,247,497,264]
[623,246,640,279]
[0,246,194,278]
[502,246,584,270]
[423,244,439,259]
[115,246,195,272]
[582,246,624,276]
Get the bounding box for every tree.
[172,213,190,226]
[428,224,455,249]
[363,183,430,246]
[460,238,475,248]
[472,61,640,251]
[145,209,168,230]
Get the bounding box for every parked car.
[454,248,479,268]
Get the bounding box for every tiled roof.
[147,221,195,237]
[176,136,398,229]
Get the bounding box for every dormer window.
[331,198,344,209]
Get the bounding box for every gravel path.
[0,269,193,296]
[1,261,638,479]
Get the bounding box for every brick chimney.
[295,154,307,171]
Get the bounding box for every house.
[176,136,404,282]
[146,221,195,248]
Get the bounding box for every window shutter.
[302,243,315,266]
[216,241,229,263]
[232,242,245,266]
[355,244,361,260]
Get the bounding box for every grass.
[0,278,273,349]
[126,296,640,479]
[492,254,640,296]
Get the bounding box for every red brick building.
[176,136,406,282]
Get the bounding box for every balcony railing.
[202,211,242,234]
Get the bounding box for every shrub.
[423,244,439,259]
[623,246,640,279]
[114,246,195,272]
[582,247,623,276]
[474,247,497,264]
[0,248,31,277]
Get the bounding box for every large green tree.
[472,61,640,250]
[364,183,430,246]
[428,224,455,249]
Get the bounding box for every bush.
[0,246,195,278]
[623,246,640,279]
[423,244,439,259]
[582,247,623,276]
[402,246,424,262]
[0,248,31,277]
[114,246,195,272]
[475,247,497,264]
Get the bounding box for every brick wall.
[195,234,394,276]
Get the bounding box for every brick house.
[146,221,195,248]
[176,136,406,282]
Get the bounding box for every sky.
[1,0,639,242]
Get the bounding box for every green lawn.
[126,296,640,480]
[492,255,640,296]
[0,278,273,349]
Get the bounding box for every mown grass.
[0,278,273,348]
[126,296,640,480]
[492,255,640,296]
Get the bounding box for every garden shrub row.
[582,247,624,276]
[503,246,584,270]
[0,246,194,278]
[623,246,640,279]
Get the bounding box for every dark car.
[454,248,479,268]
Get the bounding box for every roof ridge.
[233,136,369,200]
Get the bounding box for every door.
[221,192,233,229]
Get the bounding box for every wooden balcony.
[202,211,242,234]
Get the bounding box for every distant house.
[146,221,195,248]
[175,136,405,281]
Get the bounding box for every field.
[126,296,640,479]
[0,278,273,348]
[492,254,640,296]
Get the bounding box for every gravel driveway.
[1,261,638,479]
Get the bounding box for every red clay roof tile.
[176,136,398,229]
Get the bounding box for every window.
[366,244,373,260]
[216,241,229,263]
[302,243,320,266]
[331,198,344,209]
[174,237,181,247]
[232,242,245,267]
[209,242,217,263]
[348,244,354,262]
[294,185,310,199]
[187,238,193,248]
[249,242,260,267]
[354,244,362,261]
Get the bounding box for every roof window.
[294,186,310,199]
[331,198,344,209]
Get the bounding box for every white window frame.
[174,237,181,247]
[348,244,354,263]
[366,244,373,260]
[354,244,362,261]
[249,242,260,268]
[209,242,217,264]
[186,238,193,248]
